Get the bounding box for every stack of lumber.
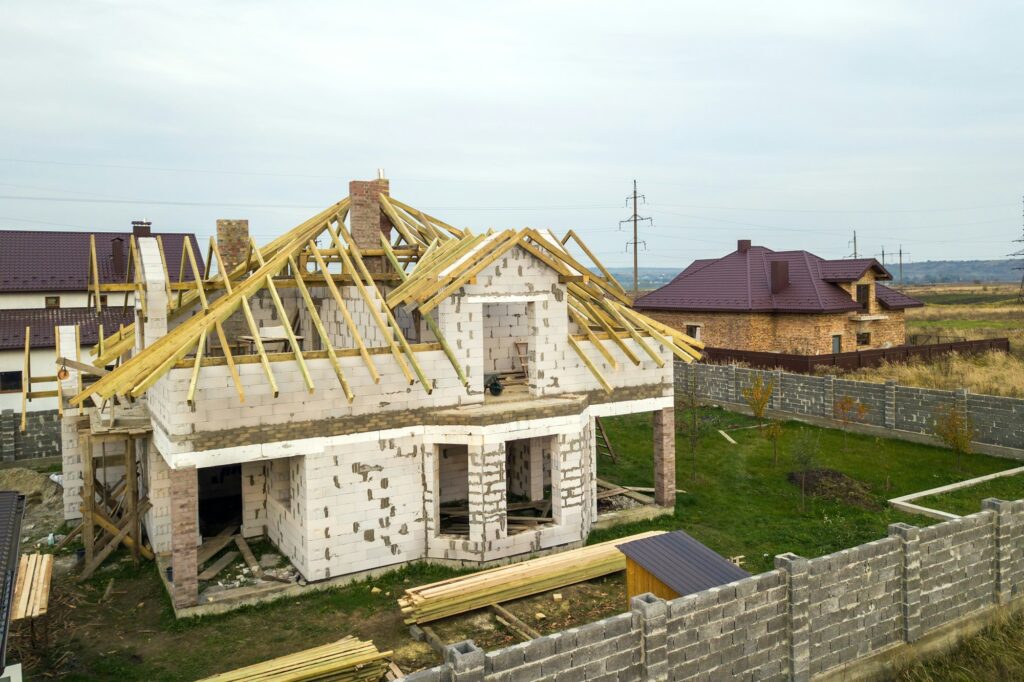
[11,553,53,621]
[399,531,665,624]
[197,636,391,682]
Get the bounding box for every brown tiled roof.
[0,307,134,350]
[875,283,924,309]
[633,243,922,314]
[0,229,203,293]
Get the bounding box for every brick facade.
[168,465,199,607]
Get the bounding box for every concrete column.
[169,465,199,608]
[982,498,1020,605]
[136,237,170,352]
[444,640,484,682]
[884,381,897,429]
[889,522,922,642]
[652,408,676,508]
[631,592,668,681]
[775,552,811,682]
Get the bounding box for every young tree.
[679,369,702,480]
[763,419,784,466]
[833,395,870,453]
[790,429,820,513]
[934,401,975,473]
[741,374,774,426]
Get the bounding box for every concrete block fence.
[403,500,1024,681]
[0,408,60,462]
[675,362,1024,454]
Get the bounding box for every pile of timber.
[399,530,665,624]
[197,636,391,682]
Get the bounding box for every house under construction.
[52,176,702,610]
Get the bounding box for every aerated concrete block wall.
[406,500,1024,681]
[677,362,1024,453]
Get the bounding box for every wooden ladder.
[594,416,618,463]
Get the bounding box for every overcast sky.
[2,1,1022,269]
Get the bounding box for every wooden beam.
[187,328,207,408]
[89,234,102,312]
[568,307,618,369]
[288,254,353,402]
[568,335,612,394]
[20,327,29,432]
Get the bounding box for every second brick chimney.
[349,175,392,271]
[216,219,250,273]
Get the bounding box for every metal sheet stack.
[399,531,666,624]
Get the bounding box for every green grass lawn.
[894,609,1024,681]
[914,471,1024,517]
[592,408,1018,573]
[910,318,1024,331]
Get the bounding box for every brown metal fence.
[702,338,1011,373]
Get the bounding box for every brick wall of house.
[643,308,906,355]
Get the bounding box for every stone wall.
[0,408,61,462]
[405,499,1024,681]
[676,361,1024,453]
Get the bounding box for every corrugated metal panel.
[0,491,25,668]
[618,530,750,598]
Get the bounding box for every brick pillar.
[771,369,783,411]
[652,408,676,508]
[136,237,169,352]
[889,522,922,642]
[775,553,810,682]
[216,219,250,272]
[983,498,1022,605]
[444,640,484,682]
[169,465,199,608]
[884,381,897,429]
[349,178,391,272]
[528,437,545,501]
[467,443,506,552]
[822,375,835,418]
[727,364,737,403]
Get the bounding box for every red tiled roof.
[0,229,203,293]
[634,244,921,314]
[875,283,924,309]
[0,307,135,350]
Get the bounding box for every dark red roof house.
[633,239,922,355]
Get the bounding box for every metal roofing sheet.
[0,307,134,351]
[618,530,750,597]
[0,491,25,668]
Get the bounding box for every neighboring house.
[54,177,699,610]
[633,239,923,355]
[0,224,201,413]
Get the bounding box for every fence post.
[884,381,897,430]
[822,376,834,419]
[889,523,922,643]
[631,592,669,681]
[772,369,783,411]
[982,498,1019,605]
[444,640,485,682]
[727,364,737,404]
[775,553,810,682]
[954,387,968,415]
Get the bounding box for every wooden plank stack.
[196,636,392,682]
[399,531,665,624]
[11,553,53,621]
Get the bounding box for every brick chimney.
[737,239,751,253]
[132,220,152,238]
[770,260,789,293]
[216,219,250,273]
[349,174,391,271]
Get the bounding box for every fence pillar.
[775,553,810,682]
[771,369,783,411]
[631,592,668,681]
[445,640,485,682]
[884,381,897,429]
[889,523,922,642]
[982,498,1019,605]
[955,387,969,415]
[822,376,835,418]
[727,364,738,404]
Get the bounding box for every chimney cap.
[737,239,751,252]
[131,220,152,238]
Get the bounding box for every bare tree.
[833,395,870,453]
[791,429,820,513]
[934,401,976,473]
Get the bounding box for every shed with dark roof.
[617,530,750,603]
[0,492,24,670]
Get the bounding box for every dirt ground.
[0,467,66,547]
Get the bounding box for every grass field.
[914,471,1024,517]
[20,408,1021,680]
[894,609,1024,681]
[840,283,1024,396]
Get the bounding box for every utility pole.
[875,246,886,266]
[1011,194,1024,304]
[898,245,910,288]
[619,180,652,298]
[848,230,858,258]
